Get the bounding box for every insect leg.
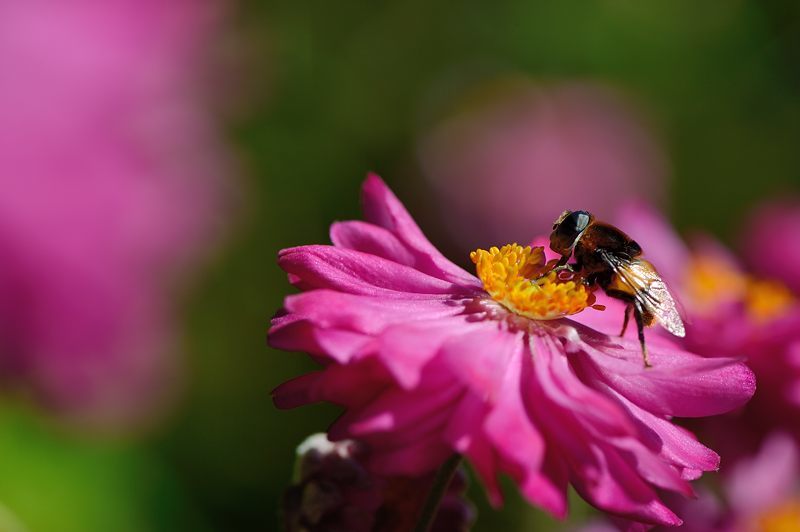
[620,304,632,337]
[633,303,652,368]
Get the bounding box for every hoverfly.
[548,210,685,367]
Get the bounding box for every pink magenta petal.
[360,174,480,287]
[331,380,462,439]
[376,318,480,389]
[272,371,323,409]
[741,199,800,293]
[330,220,417,267]
[610,436,693,496]
[283,289,467,335]
[571,443,682,526]
[273,358,392,411]
[726,432,799,517]
[367,433,452,476]
[532,334,636,438]
[596,379,719,477]
[442,392,489,453]
[463,431,504,507]
[269,314,374,363]
[570,322,756,417]
[440,324,522,400]
[482,338,569,517]
[278,245,468,297]
[483,343,544,485]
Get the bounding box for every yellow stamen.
[470,244,595,320]
[683,256,747,312]
[684,255,795,322]
[745,279,795,322]
[757,499,800,532]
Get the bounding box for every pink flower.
[417,80,667,254]
[742,199,800,295]
[270,175,755,526]
[0,2,230,426]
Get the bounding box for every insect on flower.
[548,210,685,367]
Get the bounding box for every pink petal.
[532,334,636,438]
[610,436,693,496]
[330,220,417,266]
[462,430,504,507]
[726,432,799,517]
[360,174,480,287]
[367,434,452,476]
[741,199,800,293]
[271,371,322,409]
[330,380,461,440]
[278,245,468,297]
[596,379,719,477]
[269,314,375,363]
[273,358,391,410]
[283,289,467,335]
[376,318,480,389]
[571,321,756,417]
[570,442,682,526]
[440,324,521,400]
[482,338,568,517]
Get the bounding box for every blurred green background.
[5,1,800,531]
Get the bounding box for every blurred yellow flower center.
[757,499,800,532]
[683,256,747,310]
[684,256,795,322]
[745,279,795,322]
[470,244,595,320]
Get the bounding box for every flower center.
[470,244,597,320]
[757,499,800,532]
[745,279,795,322]
[683,256,747,310]
[684,256,794,322]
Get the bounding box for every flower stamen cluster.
[470,244,596,320]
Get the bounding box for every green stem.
[412,453,463,532]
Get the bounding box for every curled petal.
[330,220,417,267]
[283,289,467,335]
[278,245,467,297]
[595,378,719,479]
[568,321,756,417]
[361,174,480,287]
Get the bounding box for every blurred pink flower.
[742,199,800,295]
[418,80,667,253]
[0,2,231,426]
[270,175,754,527]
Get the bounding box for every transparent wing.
[599,250,686,338]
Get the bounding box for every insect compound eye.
[571,211,592,233]
[550,210,593,254]
[556,211,591,238]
